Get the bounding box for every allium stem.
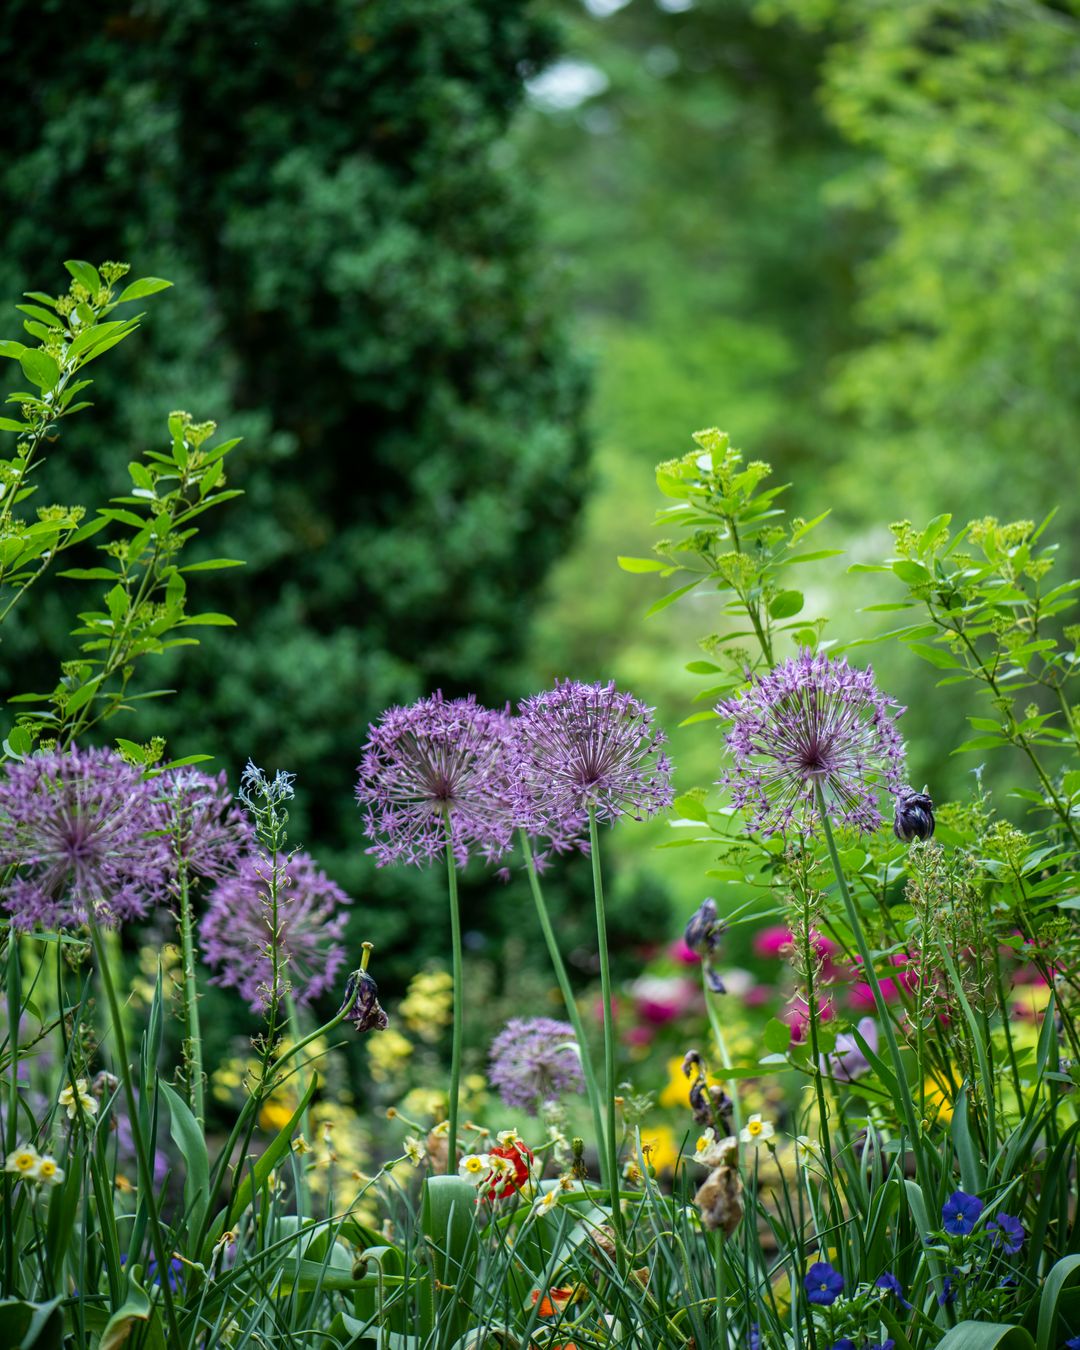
[701,975,743,1138]
[88,918,182,1346]
[177,864,205,1126]
[519,829,608,1183]
[713,1228,729,1350]
[588,808,623,1242]
[445,812,463,1171]
[814,785,925,1180]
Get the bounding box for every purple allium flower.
[341,968,389,1034]
[513,680,673,837]
[942,1190,983,1236]
[986,1212,1025,1254]
[200,852,349,1011]
[488,1017,585,1115]
[717,651,906,837]
[355,692,515,867]
[158,768,251,883]
[824,1018,878,1082]
[893,786,935,843]
[875,1271,910,1309]
[0,747,169,930]
[804,1261,844,1306]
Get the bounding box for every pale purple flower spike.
[159,768,252,883]
[717,650,906,837]
[0,746,169,930]
[355,691,515,867]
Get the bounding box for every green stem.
[176,864,205,1127]
[519,829,609,1187]
[4,934,21,1291]
[702,975,743,1138]
[714,1228,729,1349]
[285,994,311,1215]
[814,786,926,1182]
[588,808,623,1242]
[88,919,182,1346]
[444,816,463,1172]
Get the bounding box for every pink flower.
[784,995,835,1042]
[670,938,701,966]
[754,925,793,959]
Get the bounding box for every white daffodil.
[496,1129,520,1146]
[739,1113,775,1148]
[795,1135,821,1163]
[403,1136,424,1168]
[532,1187,560,1216]
[458,1153,491,1185]
[58,1078,98,1121]
[35,1155,64,1186]
[4,1144,41,1178]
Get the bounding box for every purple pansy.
[356,692,515,867]
[0,746,169,930]
[986,1212,1025,1254]
[717,650,906,837]
[942,1190,984,1237]
[804,1261,844,1306]
[875,1271,911,1309]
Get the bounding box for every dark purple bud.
[893,788,935,843]
[341,968,389,1034]
[684,897,724,956]
[705,968,727,995]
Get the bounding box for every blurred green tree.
[0,0,590,974]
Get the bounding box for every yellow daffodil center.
[38,1160,56,1179]
[747,1120,763,1137]
[696,1135,710,1152]
[14,1152,36,1172]
[464,1157,484,1173]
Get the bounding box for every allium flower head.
[200,852,350,1011]
[513,679,673,835]
[488,1017,585,1116]
[355,692,515,867]
[158,768,251,882]
[717,651,906,837]
[0,747,169,930]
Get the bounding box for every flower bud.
[893,788,935,843]
[684,897,724,957]
[341,968,389,1034]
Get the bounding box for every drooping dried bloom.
[158,768,252,883]
[340,968,389,1034]
[717,651,906,837]
[513,680,673,836]
[694,1160,744,1236]
[488,1017,585,1116]
[355,693,515,867]
[0,747,169,930]
[200,852,349,1011]
[894,787,935,843]
[684,896,727,993]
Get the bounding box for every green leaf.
[99,1271,165,1350]
[19,350,59,392]
[907,641,964,669]
[768,589,804,619]
[673,793,709,823]
[679,710,721,727]
[1035,1253,1080,1350]
[762,1018,791,1054]
[617,555,668,573]
[0,1297,65,1349]
[160,1082,210,1239]
[892,559,931,585]
[0,418,28,433]
[0,341,27,360]
[644,578,704,616]
[179,612,236,627]
[421,1176,480,1346]
[64,260,102,293]
[115,277,173,303]
[179,558,246,573]
[937,1325,1033,1349]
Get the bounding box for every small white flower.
[403,1136,424,1168]
[739,1113,775,1148]
[795,1135,821,1163]
[34,1156,64,1187]
[532,1187,560,1216]
[692,1127,717,1164]
[58,1078,98,1121]
[692,1128,738,1167]
[496,1129,520,1146]
[4,1144,41,1177]
[458,1153,491,1185]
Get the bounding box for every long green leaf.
[1036,1253,1080,1350]
[160,1081,210,1240]
[936,1323,1034,1348]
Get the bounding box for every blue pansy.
[938,1274,958,1306]
[875,1271,911,1309]
[986,1212,1025,1254]
[942,1190,984,1236]
[748,1324,761,1350]
[831,1341,856,1350]
[805,1261,845,1306]
[1065,1338,1080,1350]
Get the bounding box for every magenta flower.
[513,679,673,836]
[488,1017,585,1115]
[717,651,906,837]
[158,768,251,883]
[356,692,515,867]
[0,747,169,930]
[200,852,350,1011]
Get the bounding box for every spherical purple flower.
[200,852,349,1011]
[157,768,251,883]
[941,1189,983,1236]
[717,651,906,837]
[513,680,673,836]
[804,1260,844,1306]
[488,1017,585,1115]
[986,1212,1024,1254]
[0,746,169,930]
[355,692,515,867]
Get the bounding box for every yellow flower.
[293,1135,313,1155]
[258,1099,295,1133]
[58,1079,98,1120]
[639,1125,679,1174]
[367,1029,414,1083]
[922,1076,954,1125]
[739,1114,775,1148]
[4,1145,40,1177]
[658,1055,723,1110]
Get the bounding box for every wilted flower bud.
[694,1164,744,1235]
[893,788,935,843]
[684,897,724,956]
[341,966,389,1034]
[570,1136,587,1181]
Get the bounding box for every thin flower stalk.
[588,807,624,1247]
[445,811,464,1170]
